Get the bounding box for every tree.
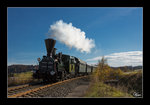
[94,56,123,81]
[95,56,109,82]
[98,56,107,71]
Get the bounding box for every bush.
[118,70,142,95]
[93,57,123,82]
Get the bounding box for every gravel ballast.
[20,76,90,98]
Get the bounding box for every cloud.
[86,51,143,67]
[48,20,95,53]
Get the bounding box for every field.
[8,71,36,86]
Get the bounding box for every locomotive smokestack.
[45,38,56,57]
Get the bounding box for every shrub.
[93,57,123,82]
[118,71,142,95]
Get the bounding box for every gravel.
[20,76,90,98]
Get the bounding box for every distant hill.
[111,65,142,71]
[8,64,38,74]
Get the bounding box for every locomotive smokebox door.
[45,38,56,57]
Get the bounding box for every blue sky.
[8,7,143,67]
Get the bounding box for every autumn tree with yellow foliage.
[93,56,123,82]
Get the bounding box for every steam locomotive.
[33,38,95,82]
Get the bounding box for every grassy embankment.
[118,70,142,96]
[8,71,37,86]
[84,57,142,97]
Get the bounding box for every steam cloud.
[48,20,95,53]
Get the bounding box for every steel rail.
[8,84,30,91]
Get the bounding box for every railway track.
[8,84,30,92]
[8,83,46,96]
[8,76,88,98]
[8,84,30,96]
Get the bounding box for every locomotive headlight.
[50,71,55,75]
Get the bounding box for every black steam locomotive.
[33,38,95,82]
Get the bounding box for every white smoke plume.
[48,20,95,53]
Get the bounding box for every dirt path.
[66,80,90,97]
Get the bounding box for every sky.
[7,7,143,67]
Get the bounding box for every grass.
[84,76,132,97]
[118,70,142,96]
[8,71,35,86]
